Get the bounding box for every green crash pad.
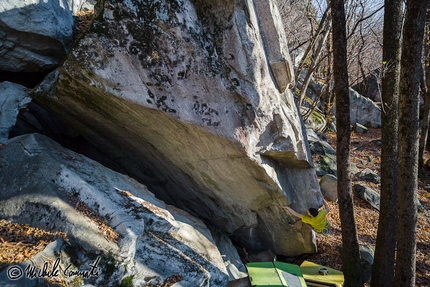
[299,260,344,287]
[246,261,307,287]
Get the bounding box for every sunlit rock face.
[0,133,230,286]
[33,0,321,256]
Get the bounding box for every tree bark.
[419,13,430,171]
[419,63,429,171]
[330,0,363,286]
[395,1,429,286]
[370,1,403,286]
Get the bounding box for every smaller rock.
[80,1,95,12]
[319,174,338,202]
[358,168,381,184]
[320,154,338,176]
[360,244,374,284]
[336,244,374,284]
[210,227,247,281]
[353,184,380,210]
[354,184,424,212]
[355,123,368,133]
[310,140,337,156]
[245,250,276,263]
[349,88,381,128]
[417,200,424,212]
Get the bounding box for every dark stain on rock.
[231,78,240,86]
[193,102,218,116]
[193,101,220,126]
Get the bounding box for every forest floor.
[289,128,430,286]
[1,128,429,286]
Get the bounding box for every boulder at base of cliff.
[0,133,231,286]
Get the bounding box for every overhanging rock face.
[33,0,321,256]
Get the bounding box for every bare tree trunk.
[370,0,403,286]
[322,31,334,131]
[419,63,429,172]
[356,21,369,96]
[297,18,332,108]
[419,14,430,171]
[395,1,429,286]
[330,0,363,286]
[295,7,330,84]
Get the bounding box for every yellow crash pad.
[299,260,344,287]
[246,261,307,287]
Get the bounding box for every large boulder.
[32,0,320,255]
[0,133,231,286]
[0,0,74,72]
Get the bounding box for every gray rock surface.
[307,128,359,177]
[301,106,327,132]
[32,0,320,255]
[68,0,89,14]
[0,133,230,286]
[353,184,381,210]
[319,174,338,202]
[359,244,375,284]
[0,0,74,72]
[210,227,248,281]
[307,129,337,176]
[358,168,381,184]
[349,88,381,128]
[354,123,368,133]
[0,81,31,144]
[353,183,424,212]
